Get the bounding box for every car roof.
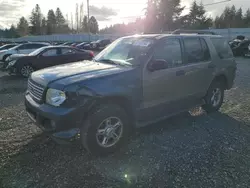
[121,33,222,40]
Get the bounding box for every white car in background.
[0,43,49,62]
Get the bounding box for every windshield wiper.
[95,58,132,67]
[97,59,116,65]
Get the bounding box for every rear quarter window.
[211,38,233,59]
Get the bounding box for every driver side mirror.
[148,59,168,72]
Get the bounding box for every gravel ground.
[1,58,250,188]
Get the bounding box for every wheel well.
[3,54,11,60]
[88,96,135,125]
[214,75,228,89]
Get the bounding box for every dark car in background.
[229,35,250,57]
[83,39,111,50]
[62,42,75,46]
[6,46,94,77]
[71,42,82,47]
[90,39,112,50]
[76,42,90,49]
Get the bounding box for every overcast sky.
[0,0,249,29]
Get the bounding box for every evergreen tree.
[89,16,98,34]
[235,8,244,28]
[5,25,19,38]
[82,15,88,32]
[30,4,42,35]
[244,9,250,27]
[47,9,56,34]
[183,1,212,29]
[41,17,47,35]
[17,17,29,36]
[159,0,185,31]
[144,0,159,33]
[55,8,67,33]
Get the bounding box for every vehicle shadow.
[0,75,27,91]
[1,111,250,188]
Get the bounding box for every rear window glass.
[211,38,233,59]
[183,38,210,63]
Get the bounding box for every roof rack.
[171,29,216,35]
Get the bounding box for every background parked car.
[229,35,250,57]
[62,42,75,46]
[89,39,112,50]
[0,44,17,51]
[0,42,49,63]
[76,42,90,49]
[71,42,82,47]
[6,46,94,77]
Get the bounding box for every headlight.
[8,60,16,66]
[46,88,66,106]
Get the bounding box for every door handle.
[176,70,185,76]
[208,64,216,69]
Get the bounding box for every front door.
[35,48,60,69]
[139,37,190,122]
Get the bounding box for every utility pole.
[203,0,231,7]
[87,0,90,42]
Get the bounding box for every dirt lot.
[1,58,250,188]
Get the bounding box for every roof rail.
[171,29,216,35]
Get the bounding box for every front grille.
[28,79,45,102]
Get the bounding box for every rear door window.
[61,48,76,55]
[211,38,233,59]
[183,37,210,63]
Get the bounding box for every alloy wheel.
[96,117,123,148]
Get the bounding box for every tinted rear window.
[211,38,233,59]
[183,37,211,63]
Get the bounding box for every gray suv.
[25,31,236,155]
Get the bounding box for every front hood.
[31,61,132,86]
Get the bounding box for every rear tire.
[20,64,34,78]
[202,81,224,113]
[81,104,131,156]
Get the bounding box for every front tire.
[20,64,34,78]
[203,81,224,113]
[81,104,131,156]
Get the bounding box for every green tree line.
[0,4,99,38]
[100,0,250,34]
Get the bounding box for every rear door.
[181,37,214,97]
[210,37,236,87]
[61,48,80,63]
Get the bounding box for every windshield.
[94,37,154,66]
[29,47,47,56]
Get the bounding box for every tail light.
[89,51,94,57]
